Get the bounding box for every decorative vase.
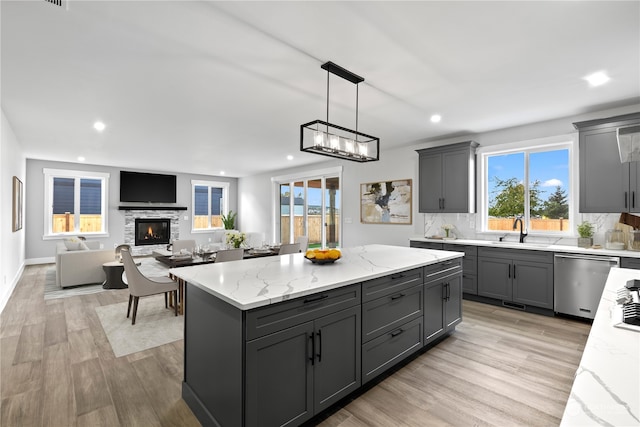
[577,237,593,248]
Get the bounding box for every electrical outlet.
[208,237,212,242]
[344,217,352,224]
[183,215,189,221]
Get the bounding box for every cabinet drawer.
[443,244,477,258]
[362,268,423,303]
[424,259,462,282]
[246,284,361,340]
[410,241,443,250]
[478,247,553,264]
[362,316,423,384]
[621,257,640,269]
[362,284,423,343]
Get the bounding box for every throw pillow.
[63,238,82,251]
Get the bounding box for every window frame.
[477,134,577,237]
[191,180,230,233]
[43,168,110,239]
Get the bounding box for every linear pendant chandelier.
[300,61,379,162]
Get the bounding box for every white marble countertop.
[169,244,463,310]
[560,267,640,426]
[410,236,640,258]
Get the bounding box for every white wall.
[1,110,26,312]
[238,104,640,248]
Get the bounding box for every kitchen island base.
[174,245,464,427]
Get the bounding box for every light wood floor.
[1,264,591,427]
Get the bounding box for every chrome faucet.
[513,217,528,243]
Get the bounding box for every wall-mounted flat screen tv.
[120,171,177,203]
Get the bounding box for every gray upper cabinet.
[575,113,640,213]
[417,141,479,213]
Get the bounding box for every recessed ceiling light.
[77,156,86,162]
[584,71,610,87]
[430,114,442,123]
[287,155,294,161]
[93,121,106,132]
[220,171,225,175]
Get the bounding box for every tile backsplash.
[422,212,623,246]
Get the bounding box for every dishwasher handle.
[554,253,620,264]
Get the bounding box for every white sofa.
[56,241,114,288]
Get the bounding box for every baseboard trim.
[0,262,25,315]
[26,257,55,265]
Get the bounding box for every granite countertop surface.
[410,236,640,258]
[169,244,463,310]
[560,267,640,426]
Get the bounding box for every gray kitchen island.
[170,244,464,427]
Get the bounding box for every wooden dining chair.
[278,243,301,255]
[121,248,178,325]
[214,248,245,263]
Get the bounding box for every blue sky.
[488,149,569,202]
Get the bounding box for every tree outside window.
[486,147,571,233]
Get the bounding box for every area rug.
[43,257,170,300]
[43,269,105,300]
[95,294,183,357]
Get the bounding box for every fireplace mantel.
[119,206,187,211]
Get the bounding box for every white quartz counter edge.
[410,236,640,258]
[169,244,463,311]
[560,267,640,426]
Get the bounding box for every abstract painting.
[360,179,412,224]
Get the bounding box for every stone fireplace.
[122,209,182,255]
[135,218,170,246]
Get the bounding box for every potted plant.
[221,211,237,230]
[577,221,595,248]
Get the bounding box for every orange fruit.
[305,250,315,258]
[328,249,341,259]
[314,251,327,260]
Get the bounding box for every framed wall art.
[360,179,412,224]
[12,176,23,232]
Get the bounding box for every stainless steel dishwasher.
[554,253,619,319]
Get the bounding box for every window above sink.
[477,134,578,238]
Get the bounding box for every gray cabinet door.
[630,163,640,213]
[478,256,512,300]
[462,274,477,294]
[313,306,361,414]
[442,149,470,212]
[424,281,445,345]
[418,152,442,212]
[621,257,640,269]
[512,260,554,309]
[245,321,314,427]
[579,127,629,213]
[445,275,462,330]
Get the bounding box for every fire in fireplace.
[135,218,170,246]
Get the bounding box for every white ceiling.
[2,1,639,177]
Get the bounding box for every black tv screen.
[120,171,177,203]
